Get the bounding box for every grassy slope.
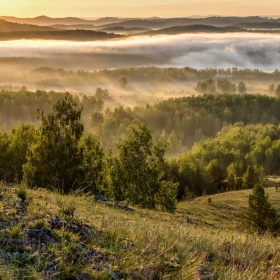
[177,188,280,230]
[1,186,280,279]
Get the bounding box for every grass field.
[1,184,280,279]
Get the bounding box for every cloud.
[1,33,280,71]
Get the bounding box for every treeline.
[91,94,280,151]
[195,78,247,94]
[0,30,121,41]
[2,90,280,153]
[0,89,105,128]
[195,78,280,95]
[29,66,280,86]
[166,123,280,198]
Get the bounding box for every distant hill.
[0,16,92,26]
[49,24,96,30]
[100,26,151,34]
[0,16,129,26]
[235,21,280,29]
[91,17,131,26]
[0,19,57,32]
[98,16,280,30]
[0,30,122,41]
[140,25,244,35]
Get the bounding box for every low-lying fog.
[1,33,280,71]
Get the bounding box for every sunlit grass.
[1,185,280,278]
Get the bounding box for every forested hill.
[92,94,280,151]
[0,30,122,41]
[141,25,244,35]
[30,66,280,85]
[0,19,57,32]
[1,90,280,151]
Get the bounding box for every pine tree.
[242,166,258,189]
[243,183,280,235]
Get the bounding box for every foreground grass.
[1,184,280,279]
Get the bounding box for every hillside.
[0,19,57,32]
[1,184,280,279]
[100,26,151,34]
[141,24,244,35]
[49,24,96,30]
[96,16,280,30]
[177,187,280,230]
[0,16,129,26]
[2,16,280,31]
[0,30,122,41]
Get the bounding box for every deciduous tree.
[23,93,84,192]
[109,123,178,212]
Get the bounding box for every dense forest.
[1,66,280,91]
[91,94,280,152]
[167,123,280,198]
[30,66,280,85]
[1,91,280,204]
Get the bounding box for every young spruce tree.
[243,183,280,235]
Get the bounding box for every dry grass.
[1,185,280,279]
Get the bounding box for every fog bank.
[1,34,280,71]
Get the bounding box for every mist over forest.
[0,34,280,70]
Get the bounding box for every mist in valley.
[1,33,280,71]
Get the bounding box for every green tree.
[109,123,178,212]
[23,93,84,192]
[7,124,37,183]
[91,112,104,127]
[80,135,104,194]
[243,166,258,189]
[206,159,224,190]
[216,78,236,93]
[227,163,237,190]
[0,130,11,181]
[194,81,207,93]
[95,87,109,99]
[167,130,182,152]
[118,77,128,89]
[275,85,280,96]
[206,79,216,93]
[237,81,247,94]
[269,84,275,93]
[243,183,280,235]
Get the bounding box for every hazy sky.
[1,0,280,18]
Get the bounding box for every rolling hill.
[140,24,244,35]
[0,16,129,26]
[0,30,122,41]
[95,16,280,30]
[0,19,58,32]
[49,24,96,30]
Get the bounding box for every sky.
[1,0,280,18]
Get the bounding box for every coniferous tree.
[243,183,280,235]
[243,166,258,189]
